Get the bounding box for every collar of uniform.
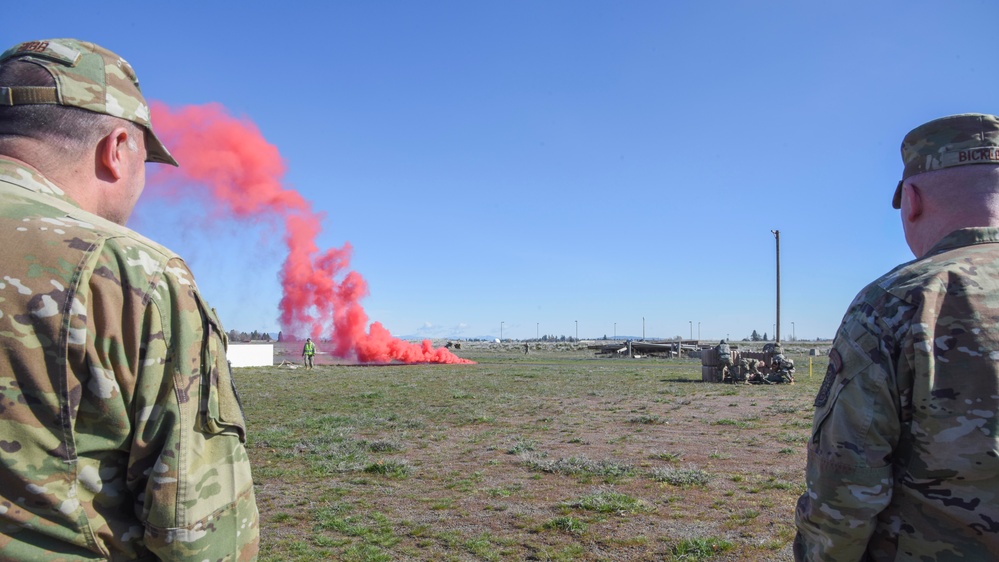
[0,156,81,207]
[925,227,999,257]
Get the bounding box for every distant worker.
[795,113,999,560]
[771,342,786,366]
[0,39,258,558]
[780,358,795,383]
[303,337,317,369]
[714,339,732,382]
[732,357,749,384]
[767,355,795,384]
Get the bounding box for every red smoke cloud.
[146,102,473,365]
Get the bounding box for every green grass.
[629,414,665,424]
[649,450,684,462]
[544,516,587,535]
[506,437,537,454]
[649,465,713,488]
[563,489,653,514]
[669,536,735,560]
[362,459,412,478]
[521,454,635,481]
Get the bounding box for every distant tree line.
[537,335,579,342]
[475,335,580,343]
[227,329,274,343]
[741,330,824,342]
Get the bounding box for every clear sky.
[6,1,996,342]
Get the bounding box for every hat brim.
[892,180,903,209]
[144,128,178,167]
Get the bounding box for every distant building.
[228,343,273,367]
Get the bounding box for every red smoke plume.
[146,102,472,365]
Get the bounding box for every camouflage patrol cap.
[0,38,177,166]
[893,113,999,208]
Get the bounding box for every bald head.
[908,164,999,212]
[900,164,999,257]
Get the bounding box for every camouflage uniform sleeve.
[121,251,259,560]
[794,291,902,561]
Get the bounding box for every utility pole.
[772,229,781,343]
[500,321,504,341]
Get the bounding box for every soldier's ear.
[98,126,133,181]
[902,182,923,222]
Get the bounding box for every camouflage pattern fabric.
[794,227,999,561]
[0,39,177,166]
[892,113,999,208]
[715,341,731,363]
[0,157,259,560]
[729,358,747,383]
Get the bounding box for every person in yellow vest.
[302,337,317,369]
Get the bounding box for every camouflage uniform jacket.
[794,227,999,561]
[0,157,259,560]
[715,342,731,362]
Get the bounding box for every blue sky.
[6,1,995,341]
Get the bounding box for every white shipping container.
[227,344,274,367]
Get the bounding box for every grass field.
[238,341,828,561]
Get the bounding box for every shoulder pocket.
[811,327,877,445]
[194,293,247,442]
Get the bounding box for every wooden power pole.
[771,229,781,343]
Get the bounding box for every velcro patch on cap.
[940,146,999,168]
[5,41,81,67]
[0,86,59,106]
[814,348,842,408]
